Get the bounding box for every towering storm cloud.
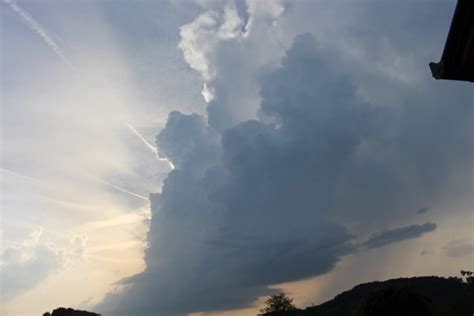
[98,30,473,315]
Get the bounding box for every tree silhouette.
[460,270,473,285]
[259,293,299,316]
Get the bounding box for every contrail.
[3,0,75,69]
[126,123,158,154]
[126,123,175,169]
[0,167,39,183]
[1,167,148,202]
[0,168,102,209]
[100,179,149,201]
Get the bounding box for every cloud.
[0,228,86,300]
[1,1,212,313]
[178,0,287,132]
[178,5,244,83]
[363,223,437,249]
[416,207,430,214]
[154,111,220,172]
[444,240,474,258]
[98,23,473,314]
[1,244,59,300]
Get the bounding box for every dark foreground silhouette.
[260,276,473,316]
[43,276,473,316]
[42,307,100,316]
[429,0,474,82]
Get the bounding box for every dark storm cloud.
[98,27,473,316]
[155,110,220,172]
[363,222,437,249]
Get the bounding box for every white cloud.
[0,227,86,300]
[178,0,286,107]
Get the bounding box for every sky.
[1,0,473,315]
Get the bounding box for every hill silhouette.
[300,276,473,315]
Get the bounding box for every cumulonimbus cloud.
[97,29,473,315]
